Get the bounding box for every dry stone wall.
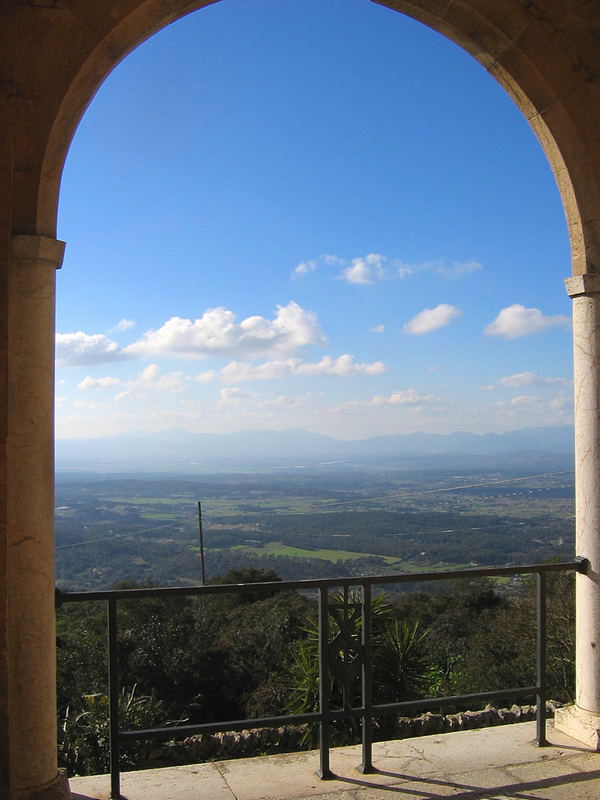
[143,701,562,768]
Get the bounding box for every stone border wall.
[143,701,562,768]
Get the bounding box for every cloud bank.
[125,302,325,360]
[57,302,326,366]
[219,354,386,383]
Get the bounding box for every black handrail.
[56,557,587,800]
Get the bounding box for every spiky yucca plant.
[285,591,429,745]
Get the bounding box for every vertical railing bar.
[536,571,548,746]
[359,581,374,774]
[316,585,334,779]
[107,598,122,798]
[342,585,349,711]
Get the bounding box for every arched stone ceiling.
[9,0,600,272]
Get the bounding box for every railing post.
[536,571,548,746]
[316,586,334,779]
[358,582,374,774]
[107,598,122,798]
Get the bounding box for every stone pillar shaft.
[569,275,600,713]
[6,235,69,798]
[555,274,600,748]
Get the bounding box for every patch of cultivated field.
[230,540,403,564]
[107,496,189,505]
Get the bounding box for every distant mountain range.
[55,425,575,473]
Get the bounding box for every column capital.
[12,234,65,270]
[565,274,600,298]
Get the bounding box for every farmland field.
[55,462,574,590]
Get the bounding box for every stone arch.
[6,2,600,797]
[26,0,600,274]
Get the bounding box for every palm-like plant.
[285,591,430,745]
[374,619,429,704]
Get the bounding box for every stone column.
[556,274,600,749]
[6,235,70,798]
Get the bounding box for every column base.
[555,704,600,750]
[11,771,71,800]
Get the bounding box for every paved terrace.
[70,720,600,800]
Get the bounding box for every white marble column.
[6,235,70,798]
[556,274,600,748]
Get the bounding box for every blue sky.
[55,0,573,440]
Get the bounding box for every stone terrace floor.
[70,720,600,800]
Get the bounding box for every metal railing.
[56,557,587,799]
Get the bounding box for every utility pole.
[197,500,206,585]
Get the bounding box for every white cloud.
[265,394,308,409]
[485,305,570,339]
[220,361,280,383]
[398,259,446,278]
[436,260,482,278]
[291,253,343,278]
[219,354,386,383]
[218,387,257,406]
[292,259,318,277]
[56,332,124,366]
[370,389,440,407]
[549,393,573,416]
[397,258,481,280]
[491,391,573,424]
[293,252,387,283]
[78,376,121,390]
[337,389,441,410]
[404,304,461,335]
[489,393,544,415]
[508,394,538,407]
[195,370,217,383]
[341,253,385,285]
[125,301,326,360]
[300,355,381,377]
[370,324,385,334]
[217,386,311,410]
[398,264,418,279]
[116,364,186,401]
[293,253,482,285]
[498,371,569,388]
[73,400,114,411]
[113,318,136,331]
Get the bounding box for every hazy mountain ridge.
[55,425,574,472]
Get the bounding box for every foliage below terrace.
[56,568,575,776]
